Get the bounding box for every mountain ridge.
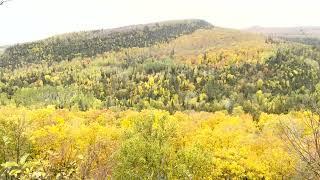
[0,19,213,68]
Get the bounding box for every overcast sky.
[0,0,319,45]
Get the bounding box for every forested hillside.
[0,19,212,68]
[1,20,320,179]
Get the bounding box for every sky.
[0,0,319,46]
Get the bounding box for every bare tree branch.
[0,0,12,6]
[280,112,320,178]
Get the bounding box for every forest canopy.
[1,19,320,179]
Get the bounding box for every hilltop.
[0,20,274,68]
[0,19,212,68]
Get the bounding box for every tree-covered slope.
[0,19,212,68]
[1,20,320,117]
[162,27,273,66]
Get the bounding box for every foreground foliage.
[1,107,311,179]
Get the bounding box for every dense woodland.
[0,20,212,68]
[1,20,320,179]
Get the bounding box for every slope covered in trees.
[1,20,320,179]
[0,19,212,68]
[1,31,319,118]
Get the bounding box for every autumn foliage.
[1,20,320,178]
